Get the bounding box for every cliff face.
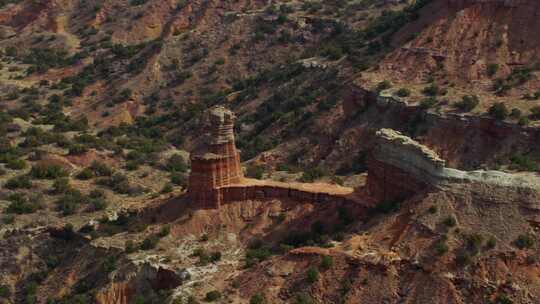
[367,128,540,203]
[366,128,445,203]
[338,85,540,172]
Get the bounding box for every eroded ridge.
[187,107,362,209]
[367,128,540,203]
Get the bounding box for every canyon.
[2,0,540,303]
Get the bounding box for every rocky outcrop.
[188,107,365,209]
[367,128,440,202]
[367,128,540,202]
[95,262,187,304]
[188,106,244,208]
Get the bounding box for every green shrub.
[376,80,392,91]
[125,161,139,171]
[161,183,174,193]
[250,294,266,304]
[2,214,15,224]
[294,293,313,304]
[6,158,26,170]
[530,106,540,120]
[89,189,105,199]
[515,234,535,249]
[186,296,199,304]
[320,255,333,270]
[76,168,94,180]
[30,164,68,179]
[422,83,441,96]
[125,240,137,253]
[488,102,509,120]
[322,45,344,60]
[5,175,32,189]
[130,0,147,6]
[170,172,187,187]
[509,154,538,171]
[68,143,89,155]
[494,294,513,304]
[455,95,480,112]
[158,225,171,237]
[420,97,437,109]
[21,47,77,74]
[204,291,221,302]
[90,161,113,176]
[210,251,222,262]
[102,255,117,273]
[245,240,272,267]
[5,90,19,100]
[56,191,86,216]
[97,173,141,195]
[114,89,132,103]
[90,198,108,211]
[245,246,272,266]
[246,164,265,179]
[434,240,449,256]
[193,248,211,265]
[487,63,499,77]
[166,154,187,172]
[299,167,326,182]
[306,267,319,283]
[510,108,522,119]
[0,284,10,298]
[51,177,71,194]
[5,193,41,214]
[486,236,497,250]
[396,88,410,97]
[45,254,61,269]
[140,235,160,250]
[455,251,472,267]
[442,215,457,227]
[465,233,484,255]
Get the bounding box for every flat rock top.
[209,106,235,125]
[376,128,540,191]
[226,178,355,196]
[376,128,446,168]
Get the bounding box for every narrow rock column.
[188,106,244,208]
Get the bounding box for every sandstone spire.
[188,106,244,208]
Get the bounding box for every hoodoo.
[188,106,244,208]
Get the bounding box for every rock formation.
[367,128,540,203]
[188,106,244,209]
[367,128,445,203]
[188,107,362,209]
